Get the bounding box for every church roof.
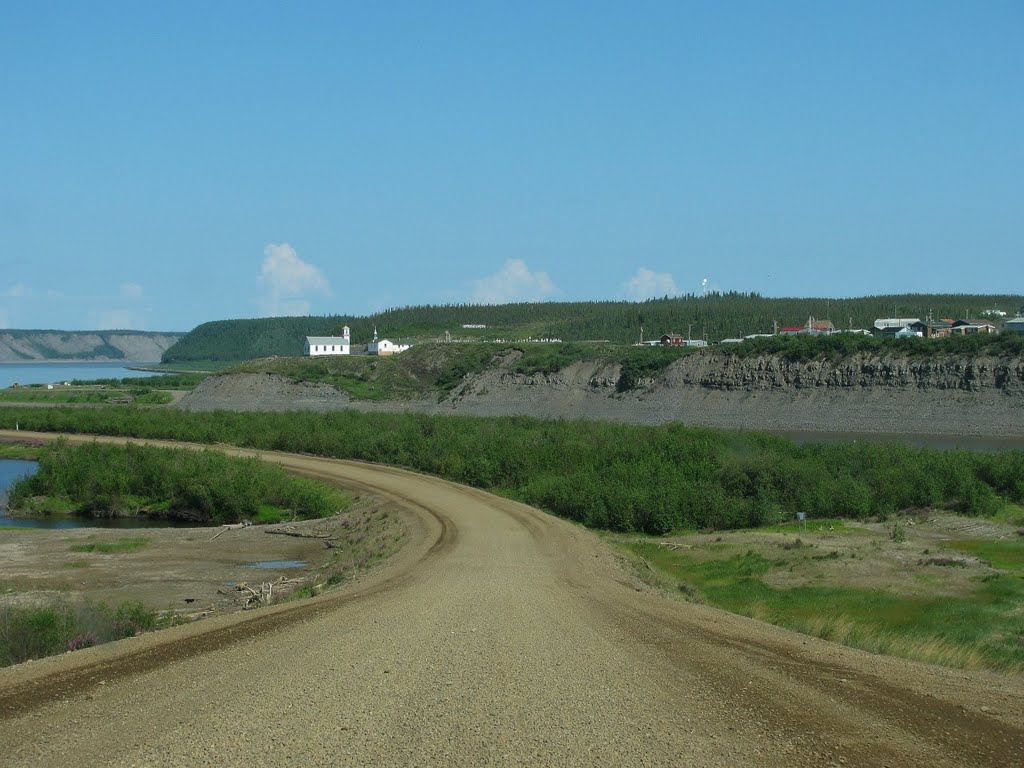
[305,336,349,345]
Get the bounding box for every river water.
[0,361,158,390]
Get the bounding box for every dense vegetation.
[724,330,1024,362]
[2,408,1021,534]
[162,293,1023,362]
[10,440,350,524]
[72,372,209,389]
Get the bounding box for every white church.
[304,326,350,356]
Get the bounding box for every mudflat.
[1,518,347,617]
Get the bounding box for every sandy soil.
[0,433,1021,767]
[2,517,354,618]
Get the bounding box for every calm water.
[0,458,184,529]
[0,361,158,390]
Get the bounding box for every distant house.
[305,326,350,356]
[659,334,705,347]
[1004,317,1024,337]
[910,320,952,338]
[805,318,835,333]
[368,338,410,356]
[779,326,826,336]
[950,319,998,335]
[872,318,920,334]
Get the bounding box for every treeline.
[2,408,1021,534]
[10,440,349,524]
[163,293,1024,362]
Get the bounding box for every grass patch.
[254,504,289,524]
[992,503,1024,527]
[756,518,859,534]
[69,537,150,554]
[626,540,1024,672]
[947,539,1024,571]
[0,443,43,460]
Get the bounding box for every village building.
[367,327,410,356]
[950,319,998,335]
[305,326,350,356]
[659,333,705,347]
[909,320,952,338]
[1004,317,1024,337]
[872,318,921,334]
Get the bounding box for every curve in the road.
[0,432,1021,768]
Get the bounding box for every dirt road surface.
[1,433,1021,767]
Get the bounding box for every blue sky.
[2,2,1021,331]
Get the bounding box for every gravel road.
[1,435,1021,767]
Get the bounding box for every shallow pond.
[247,560,309,569]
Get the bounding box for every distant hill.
[162,293,1024,363]
[0,330,184,362]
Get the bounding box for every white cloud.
[470,259,558,304]
[119,282,144,299]
[5,283,30,298]
[259,243,330,316]
[622,267,678,301]
[90,309,145,330]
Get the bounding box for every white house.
[305,326,350,356]
[368,338,410,356]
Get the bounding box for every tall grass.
[0,597,161,667]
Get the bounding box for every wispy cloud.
[622,267,678,301]
[470,259,558,304]
[89,309,145,330]
[259,243,330,316]
[119,282,144,299]
[4,283,30,298]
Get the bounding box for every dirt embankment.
[178,349,1024,437]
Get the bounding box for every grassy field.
[618,511,1024,673]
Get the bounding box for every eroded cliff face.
[660,352,1024,394]
[0,332,183,362]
